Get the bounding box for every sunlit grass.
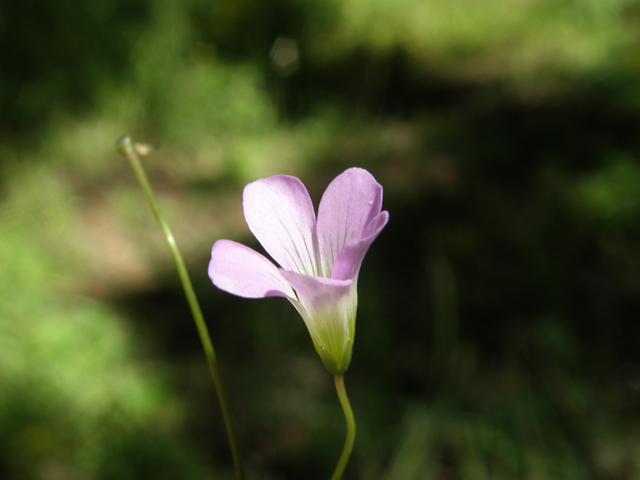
[0,164,211,478]
[308,0,638,90]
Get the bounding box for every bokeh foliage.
[2,0,640,478]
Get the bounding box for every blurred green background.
[2,0,640,478]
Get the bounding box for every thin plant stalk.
[116,136,245,480]
[330,374,356,480]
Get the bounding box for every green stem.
[116,137,245,480]
[330,374,356,480]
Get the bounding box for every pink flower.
[209,168,389,374]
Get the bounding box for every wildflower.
[209,168,388,374]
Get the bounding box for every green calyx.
[315,338,354,375]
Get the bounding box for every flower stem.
[116,137,245,480]
[330,374,356,480]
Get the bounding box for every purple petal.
[317,168,384,276]
[209,239,295,299]
[243,175,321,276]
[280,269,353,341]
[331,211,389,281]
[280,270,353,308]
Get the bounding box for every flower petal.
[317,168,384,276]
[280,270,353,310]
[243,175,321,276]
[209,239,295,299]
[331,210,389,281]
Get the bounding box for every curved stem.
[330,374,356,480]
[116,137,245,480]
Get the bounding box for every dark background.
[2,0,640,478]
